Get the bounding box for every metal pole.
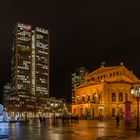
[136,98,139,130]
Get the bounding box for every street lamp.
[130,86,140,130]
[88,101,91,119]
[98,104,104,121]
[116,103,120,115]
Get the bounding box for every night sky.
[0,0,140,103]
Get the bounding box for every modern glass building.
[9,23,49,116]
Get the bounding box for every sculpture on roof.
[100,61,106,68]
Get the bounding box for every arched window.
[82,96,85,102]
[113,72,115,76]
[119,92,123,102]
[88,95,90,102]
[112,92,116,102]
[91,77,94,81]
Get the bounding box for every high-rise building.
[3,83,11,108]
[71,67,89,104]
[9,23,49,116]
[71,67,89,88]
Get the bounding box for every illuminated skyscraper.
[3,83,11,108]
[10,23,49,114]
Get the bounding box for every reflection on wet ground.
[0,119,140,139]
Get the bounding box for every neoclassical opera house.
[72,64,140,119]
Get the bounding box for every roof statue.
[100,61,106,68]
[120,62,124,66]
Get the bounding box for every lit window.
[119,92,123,102]
[112,92,116,102]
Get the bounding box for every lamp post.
[88,101,91,119]
[98,104,104,121]
[116,103,120,115]
[130,86,140,130]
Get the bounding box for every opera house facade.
[72,64,140,119]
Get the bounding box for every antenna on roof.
[120,62,124,66]
[100,61,106,68]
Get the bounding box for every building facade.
[71,67,89,104]
[3,83,11,109]
[72,64,140,119]
[7,23,50,117]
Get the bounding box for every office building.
[3,83,11,109]
[8,23,49,117]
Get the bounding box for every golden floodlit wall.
[72,65,140,119]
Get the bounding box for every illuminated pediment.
[83,65,140,84]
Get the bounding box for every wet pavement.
[0,119,140,139]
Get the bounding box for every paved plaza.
[0,119,140,140]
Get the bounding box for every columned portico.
[72,65,140,119]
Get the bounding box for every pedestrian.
[116,115,120,124]
[62,115,65,123]
[39,116,42,125]
[43,116,46,126]
[76,115,79,122]
[53,112,56,125]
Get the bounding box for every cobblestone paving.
[0,119,140,139]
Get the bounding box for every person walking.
[116,115,120,125]
[39,116,42,125]
[53,112,56,125]
[43,116,46,126]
